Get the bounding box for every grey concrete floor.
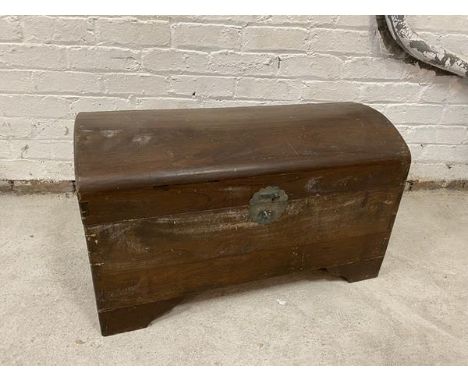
[0,190,467,365]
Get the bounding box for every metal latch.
[248,186,288,224]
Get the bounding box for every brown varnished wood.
[74,103,410,336]
[326,257,385,283]
[74,103,410,193]
[80,160,406,226]
[85,188,399,267]
[92,234,388,310]
[98,298,183,336]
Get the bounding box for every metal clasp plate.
[248,186,288,224]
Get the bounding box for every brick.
[302,81,360,102]
[10,140,73,160]
[408,162,468,181]
[170,76,235,98]
[171,16,258,26]
[30,119,74,140]
[359,82,422,103]
[32,71,102,94]
[0,45,68,70]
[0,16,22,41]
[384,104,444,125]
[200,99,271,108]
[0,118,72,140]
[407,144,425,161]
[403,126,468,145]
[258,16,337,26]
[278,54,342,79]
[419,80,452,103]
[0,95,70,118]
[135,97,199,109]
[96,18,170,47]
[236,78,303,100]
[0,117,33,138]
[210,51,278,76]
[102,74,168,96]
[134,16,170,22]
[142,49,210,73]
[243,26,308,52]
[335,16,374,28]
[0,70,34,93]
[410,144,468,164]
[309,29,372,55]
[342,57,418,80]
[440,105,468,125]
[172,23,241,50]
[301,16,338,26]
[0,140,11,158]
[67,46,140,72]
[22,16,94,44]
[69,97,131,115]
[0,159,74,180]
[447,80,468,104]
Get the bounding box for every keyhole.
[258,209,273,223]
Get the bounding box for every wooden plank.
[92,233,387,310]
[79,161,406,226]
[85,188,399,267]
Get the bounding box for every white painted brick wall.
[0,15,467,182]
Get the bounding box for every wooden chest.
[74,103,410,336]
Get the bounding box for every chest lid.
[74,102,410,193]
